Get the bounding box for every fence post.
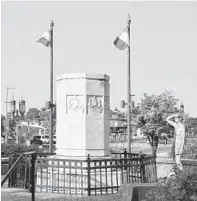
[11,156,16,187]
[87,154,91,196]
[8,157,12,187]
[28,154,32,192]
[31,153,37,201]
[124,148,127,158]
[139,152,145,183]
[124,148,128,183]
[24,159,29,189]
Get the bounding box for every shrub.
[145,168,197,201]
[1,143,43,158]
[182,143,197,159]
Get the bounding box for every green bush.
[182,143,197,159]
[1,143,43,158]
[145,168,197,201]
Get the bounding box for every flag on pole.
[114,26,129,50]
[37,30,51,47]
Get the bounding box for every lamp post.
[10,98,26,144]
[15,110,20,144]
[4,87,15,143]
[19,100,26,118]
[4,87,16,118]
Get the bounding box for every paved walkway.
[1,187,118,201]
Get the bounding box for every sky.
[1,1,197,117]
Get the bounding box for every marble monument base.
[56,148,110,157]
[56,73,110,158]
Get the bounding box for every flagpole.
[49,20,54,153]
[127,14,131,154]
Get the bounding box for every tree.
[1,114,5,136]
[26,108,40,121]
[1,114,17,140]
[136,91,179,156]
[38,104,56,133]
[41,107,46,112]
[185,117,197,136]
[9,119,16,132]
[39,110,50,121]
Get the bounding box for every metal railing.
[1,151,157,197]
[36,151,157,196]
[1,157,9,175]
[1,152,37,201]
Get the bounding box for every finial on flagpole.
[50,20,54,27]
[127,14,131,24]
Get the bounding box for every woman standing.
[166,113,186,172]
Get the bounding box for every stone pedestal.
[56,73,110,157]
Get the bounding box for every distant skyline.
[1,1,197,117]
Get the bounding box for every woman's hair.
[176,114,184,122]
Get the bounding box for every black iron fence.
[36,151,157,196]
[9,155,30,188]
[2,151,157,196]
[1,152,37,201]
[1,157,9,175]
